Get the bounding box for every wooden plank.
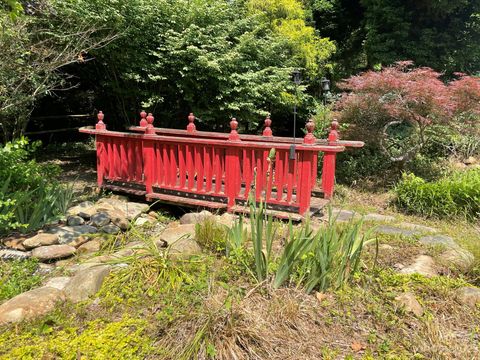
[146,192,228,209]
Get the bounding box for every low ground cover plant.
[0,258,41,301]
[394,169,480,219]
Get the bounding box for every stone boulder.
[169,237,202,259]
[67,215,85,226]
[159,223,196,244]
[64,265,111,303]
[399,255,438,277]
[90,212,111,227]
[455,287,480,307]
[23,233,59,249]
[77,238,102,254]
[2,236,27,251]
[100,224,121,234]
[67,201,95,217]
[394,292,424,317]
[32,244,76,262]
[0,287,65,325]
[47,225,98,244]
[0,249,31,260]
[438,248,475,272]
[180,210,213,225]
[44,277,71,291]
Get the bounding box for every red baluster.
[262,115,272,137]
[146,113,155,134]
[303,118,316,144]
[187,113,196,133]
[322,120,340,199]
[228,118,240,141]
[96,111,106,131]
[328,119,339,143]
[139,110,147,127]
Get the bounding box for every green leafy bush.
[394,169,480,219]
[0,138,73,234]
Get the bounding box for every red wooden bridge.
[80,111,363,219]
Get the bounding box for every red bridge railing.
[80,111,362,217]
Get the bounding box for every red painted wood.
[80,114,360,216]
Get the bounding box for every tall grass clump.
[394,169,480,219]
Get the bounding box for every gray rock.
[77,238,102,254]
[331,209,357,222]
[23,233,59,249]
[364,213,395,222]
[159,223,196,244]
[395,292,424,317]
[32,244,76,262]
[455,287,480,307]
[90,212,111,227]
[107,210,129,231]
[399,255,438,277]
[125,202,150,220]
[47,225,98,244]
[169,237,202,259]
[0,249,31,260]
[134,217,151,226]
[100,224,121,234]
[180,210,213,225]
[398,222,437,233]
[67,215,85,226]
[44,276,71,291]
[419,235,457,248]
[0,287,65,325]
[438,248,475,272]
[64,265,111,303]
[67,201,95,217]
[375,225,420,237]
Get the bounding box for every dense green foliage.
[395,169,480,219]
[0,139,73,233]
[0,258,41,301]
[313,0,480,77]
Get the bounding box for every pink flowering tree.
[336,61,480,162]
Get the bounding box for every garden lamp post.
[290,68,301,160]
[321,77,331,105]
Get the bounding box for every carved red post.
[229,118,240,141]
[322,120,340,199]
[96,111,106,131]
[146,113,155,135]
[187,113,196,133]
[139,110,147,127]
[303,118,316,144]
[226,118,241,210]
[262,115,272,137]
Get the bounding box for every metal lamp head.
[292,69,301,85]
[321,77,331,92]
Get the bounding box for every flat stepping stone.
[397,222,437,233]
[23,233,59,249]
[419,235,457,248]
[0,249,31,260]
[64,265,111,303]
[32,244,76,262]
[364,213,395,222]
[374,225,421,237]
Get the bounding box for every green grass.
[0,259,42,302]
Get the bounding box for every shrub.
[337,62,480,164]
[394,169,480,219]
[0,138,73,234]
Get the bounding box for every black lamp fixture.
[321,77,331,92]
[290,68,302,160]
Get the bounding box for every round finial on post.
[146,113,155,134]
[328,119,339,143]
[96,111,106,130]
[303,118,316,144]
[187,113,196,133]
[229,118,240,141]
[139,110,147,127]
[262,115,273,137]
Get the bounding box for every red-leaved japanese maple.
[337,61,479,162]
